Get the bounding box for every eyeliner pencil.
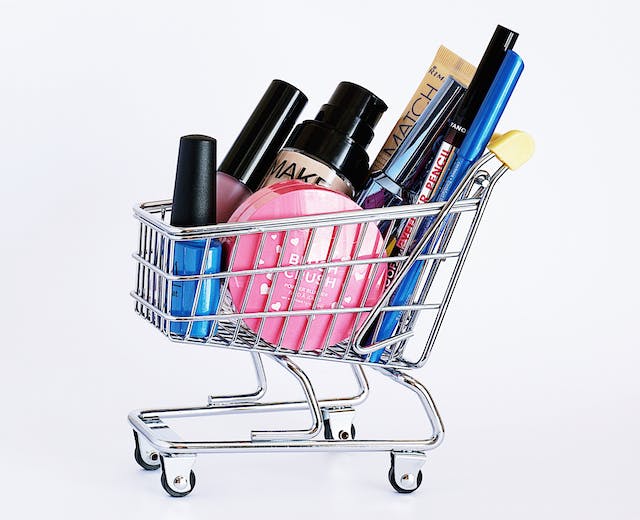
[368,25,518,362]
[391,25,518,268]
[369,50,524,362]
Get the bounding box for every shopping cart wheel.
[323,418,356,440]
[388,452,425,494]
[133,430,160,471]
[160,469,196,497]
[160,455,197,497]
[322,408,356,440]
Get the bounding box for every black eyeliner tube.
[446,24,518,147]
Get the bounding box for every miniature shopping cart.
[129,130,534,496]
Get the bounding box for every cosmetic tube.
[370,46,475,172]
[216,80,307,222]
[170,135,222,339]
[356,77,465,360]
[445,26,517,149]
[382,25,518,295]
[260,82,387,197]
[413,25,518,219]
[368,50,524,361]
[356,77,466,211]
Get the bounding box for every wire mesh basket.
[132,154,505,369]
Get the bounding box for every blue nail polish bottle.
[169,135,221,339]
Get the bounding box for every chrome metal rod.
[207,352,267,405]
[416,166,507,367]
[131,250,461,281]
[128,365,441,455]
[353,153,495,353]
[248,355,321,441]
[131,292,440,321]
[374,366,444,449]
[134,198,481,241]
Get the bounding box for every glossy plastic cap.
[170,135,217,227]
[219,80,307,192]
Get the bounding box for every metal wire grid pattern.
[132,162,502,369]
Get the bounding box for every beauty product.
[369,46,476,172]
[414,25,519,221]
[355,77,465,361]
[169,135,222,339]
[368,50,524,360]
[383,25,519,298]
[356,76,466,211]
[366,29,518,361]
[445,26,517,149]
[259,82,387,197]
[216,80,307,223]
[227,181,387,351]
[428,51,524,214]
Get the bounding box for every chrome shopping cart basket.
[129,130,534,496]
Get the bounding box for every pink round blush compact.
[227,182,387,351]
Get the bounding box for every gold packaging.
[370,46,476,172]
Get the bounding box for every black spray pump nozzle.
[314,82,388,148]
[170,134,217,227]
[285,82,387,191]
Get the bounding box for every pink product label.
[227,184,387,351]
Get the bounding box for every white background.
[1,0,638,518]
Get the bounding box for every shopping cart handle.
[488,130,534,170]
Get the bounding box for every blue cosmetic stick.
[369,50,524,361]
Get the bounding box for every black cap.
[448,25,518,146]
[317,82,387,144]
[170,135,217,227]
[286,82,387,191]
[218,80,307,192]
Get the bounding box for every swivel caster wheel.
[161,469,196,497]
[160,455,197,497]
[388,451,425,494]
[323,419,356,440]
[322,408,356,440]
[133,430,160,471]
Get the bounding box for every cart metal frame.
[129,152,510,496]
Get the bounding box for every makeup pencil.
[383,25,519,287]
[368,50,524,361]
[367,26,518,361]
